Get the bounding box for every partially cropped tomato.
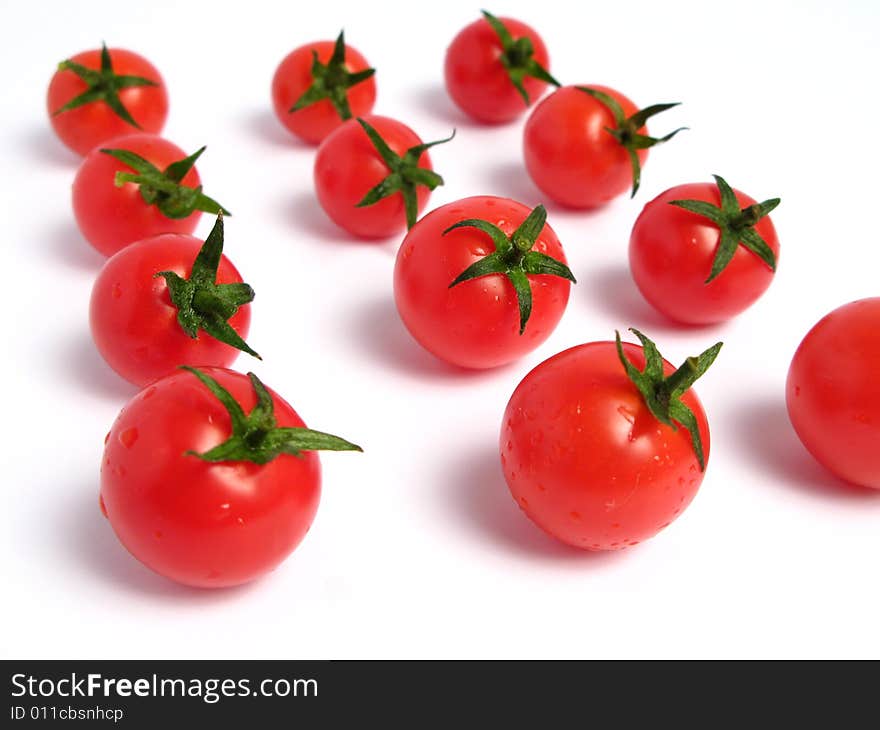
[100,366,361,587]
[394,196,574,369]
[786,299,880,490]
[90,215,257,387]
[444,11,556,123]
[72,133,229,257]
[314,115,453,238]
[523,85,685,208]
[629,175,780,324]
[47,44,168,156]
[501,330,721,550]
[271,30,376,145]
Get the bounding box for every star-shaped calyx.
[577,86,687,197]
[669,174,780,283]
[289,30,376,121]
[101,145,230,220]
[481,10,560,105]
[182,367,362,465]
[355,118,455,229]
[446,205,576,334]
[53,43,158,128]
[616,328,722,471]
[156,214,259,359]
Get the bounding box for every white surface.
[3,0,879,660]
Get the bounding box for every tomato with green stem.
[47,43,168,156]
[100,366,362,588]
[314,115,454,238]
[90,214,258,387]
[394,196,574,369]
[445,10,558,123]
[786,298,880,490]
[629,175,780,324]
[523,85,685,208]
[501,329,721,550]
[271,30,376,145]
[72,133,229,257]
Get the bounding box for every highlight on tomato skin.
[47,45,169,157]
[499,331,720,550]
[99,366,361,588]
[393,195,574,370]
[786,298,880,490]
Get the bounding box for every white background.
[2,0,879,659]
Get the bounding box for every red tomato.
[314,115,444,238]
[629,179,780,324]
[47,46,168,156]
[101,367,360,587]
[271,35,376,145]
[72,133,202,256]
[394,196,572,369]
[524,85,683,208]
[501,337,715,550]
[524,85,642,208]
[445,13,553,123]
[90,233,252,387]
[786,298,880,490]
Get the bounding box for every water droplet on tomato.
[98,495,108,518]
[119,428,138,448]
[111,282,123,299]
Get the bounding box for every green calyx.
[182,367,362,465]
[577,86,687,198]
[482,10,559,105]
[355,118,454,229]
[615,328,722,471]
[156,214,259,359]
[669,174,780,283]
[446,205,575,334]
[53,43,158,127]
[289,30,376,121]
[101,145,230,220]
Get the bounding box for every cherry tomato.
[524,85,683,208]
[444,12,554,123]
[501,331,720,550]
[100,367,360,587]
[314,115,451,238]
[72,133,227,257]
[271,32,376,145]
[90,217,256,387]
[47,45,168,156]
[394,196,573,369]
[629,176,780,324]
[786,298,880,490]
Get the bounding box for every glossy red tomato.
[47,47,168,156]
[100,367,322,587]
[72,133,202,256]
[314,115,438,238]
[90,234,252,387]
[444,14,552,123]
[394,196,572,369]
[629,182,780,324]
[786,298,880,489]
[524,85,645,208]
[501,340,711,550]
[271,37,376,145]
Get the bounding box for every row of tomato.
[45,11,878,588]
